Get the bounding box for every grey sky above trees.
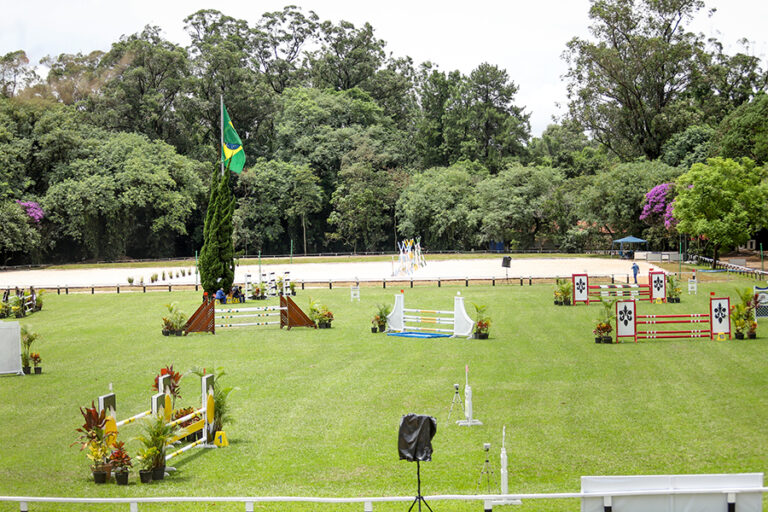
[3,0,766,136]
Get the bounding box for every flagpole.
[220,94,224,177]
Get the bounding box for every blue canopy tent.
[612,236,647,258]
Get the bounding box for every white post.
[453,292,474,337]
[500,426,508,494]
[457,364,482,426]
[386,294,405,331]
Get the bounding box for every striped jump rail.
[573,271,667,305]
[184,296,316,334]
[615,298,731,343]
[386,293,474,338]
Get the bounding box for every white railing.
[3,487,768,512]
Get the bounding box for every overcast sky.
[3,0,767,136]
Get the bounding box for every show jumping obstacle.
[386,292,474,338]
[184,295,315,334]
[572,271,667,305]
[614,296,731,342]
[98,373,216,461]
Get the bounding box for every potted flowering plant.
[136,446,158,483]
[20,325,37,374]
[471,303,490,339]
[30,352,42,374]
[109,441,132,485]
[371,315,381,333]
[309,299,334,328]
[73,402,111,483]
[134,413,178,481]
[666,274,681,303]
[373,304,391,332]
[593,298,616,343]
[152,365,182,409]
[747,320,758,339]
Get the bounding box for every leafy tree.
[308,20,385,91]
[0,50,38,98]
[526,121,595,175]
[715,93,768,165]
[661,125,715,168]
[414,64,462,168]
[88,26,190,150]
[577,160,681,242]
[199,170,235,294]
[232,159,303,255]
[42,131,205,261]
[564,0,708,160]
[673,157,768,267]
[0,200,41,264]
[475,164,563,249]
[396,163,484,250]
[41,51,104,105]
[183,9,277,162]
[251,6,319,94]
[444,63,530,171]
[286,165,323,255]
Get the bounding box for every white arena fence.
[2,484,768,512]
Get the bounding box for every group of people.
[214,285,245,304]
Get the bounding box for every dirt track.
[0,258,657,288]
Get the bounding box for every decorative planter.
[595,337,602,344]
[371,327,378,333]
[291,291,296,296]
[162,330,169,336]
[474,332,489,339]
[554,300,562,306]
[93,470,107,484]
[317,322,331,329]
[175,330,182,336]
[22,366,31,374]
[152,466,165,480]
[735,332,745,339]
[34,366,41,374]
[139,470,152,483]
[601,336,613,344]
[563,299,571,306]
[748,332,757,339]
[115,471,129,485]
[378,325,386,332]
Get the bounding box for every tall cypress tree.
[199,170,235,295]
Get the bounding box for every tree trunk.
[302,214,307,256]
[712,243,719,270]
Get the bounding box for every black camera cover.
[398,414,437,462]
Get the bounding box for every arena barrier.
[98,373,215,461]
[184,295,315,334]
[386,292,474,338]
[572,271,666,305]
[614,297,731,342]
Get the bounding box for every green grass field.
[1,278,766,511]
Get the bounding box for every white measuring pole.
[500,426,508,494]
[457,364,482,426]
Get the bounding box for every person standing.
[631,262,640,284]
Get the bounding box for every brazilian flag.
[222,104,245,173]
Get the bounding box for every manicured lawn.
[1,278,766,511]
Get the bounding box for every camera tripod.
[476,449,494,494]
[447,384,463,421]
[408,461,433,512]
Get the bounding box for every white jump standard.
[386,292,474,338]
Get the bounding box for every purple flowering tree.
[640,183,676,229]
[639,183,677,249]
[15,201,45,224]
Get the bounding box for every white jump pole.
[500,426,508,494]
[457,364,482,426]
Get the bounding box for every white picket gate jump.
[215,305,284,328]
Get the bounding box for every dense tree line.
[1,0,767,264]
